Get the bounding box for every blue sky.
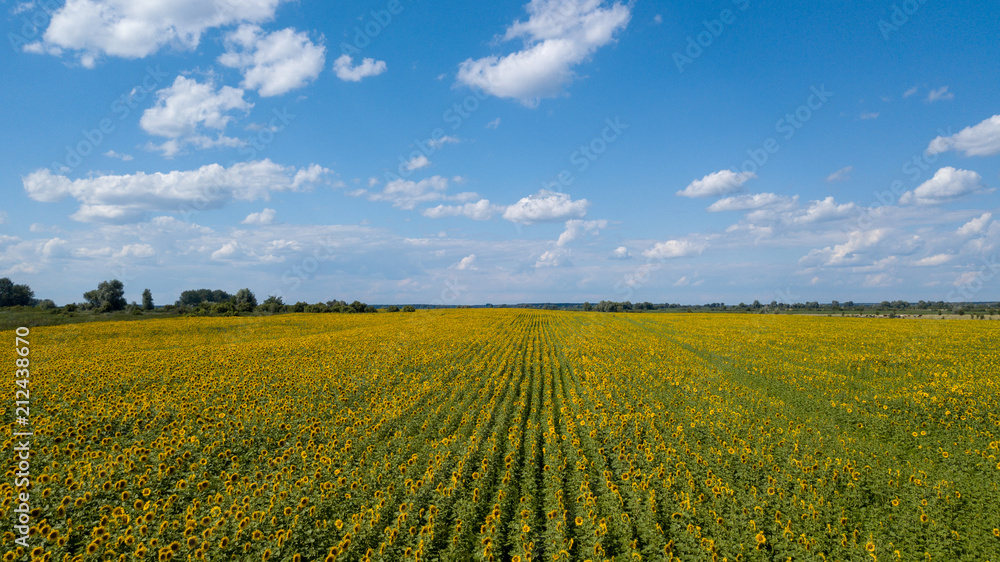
[2,0,999,306]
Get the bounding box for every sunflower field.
[2,310,999,561]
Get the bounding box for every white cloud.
[677,170,755,198]
[864,273,898,287]
[799,229,889,267]
[898,167,987,206]
[422,199,501,220]
[332,54,387,82]
[362,176,473,210]
[535,248,571,268]
[825,166,853,182]
[486,117,502,129]
[29,0,285,65]
[113,243,155,258]
[673,276,689,287]
[792,197,857,224]
[903,86,918,98]
[953,271,982,287]
[242,208,277,225]
[556,219,607,247]
[926,86,953,102]
[926,115,1000,157]
[913,253,952,266]
[428,136,461,149]
[0,211,6,225]
[859,112,879,120]
[452,254,478,270]
[456,0,631,105]
[502,189,589,224]
[211,240,241,260]
[642,238,705,260]
[957,212,992,237]
[22,159,329,223]
[40,237,70,259]
[104,150,133,161]
[219,25,325,97]
[402,155,431,171]
[610,246,630,259]
[707,192,796,212]
[140,76,252,157]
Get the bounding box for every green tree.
[83,279,127,312]
[0,277,34,307]
[403,305,416,312]
[257,295,284,314]
[583,301,592,311]
[176,289,233,307]
[234,288,257,312]
[141,289,154,311]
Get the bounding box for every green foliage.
[234,288,257,312]
[0,277,34,307]
[83,279,127,312]
[175,288,233,307]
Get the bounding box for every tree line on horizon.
[0,277,415,316]
[1,277,997,317]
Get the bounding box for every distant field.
[3,311,999,561]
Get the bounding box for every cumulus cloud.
[27,0,285,66]
[140,76,252,157]
[555,219,607,247]
[609,246,630,259]
[955,212,991,237]
[242,208,277,225]
[926,86,953,102]
[926,115,1000,157]
[451,254,478,270]
[792,197,857,224]
[825,166,853,183]
[642,238,705,260]
[402,155,431,171]
[535,248,571,268]
[456,0,631,105]
[104,150,134,161]
[502,189,589,224]
[219,25,326,97]
[898,167,988,206]
[799,229,892,267]
[706,192,796,212]
[677,170,755,198]
[422,199,501,220]
[913,254,952,266]
[332,54,387,82]
[361,176,474,210]
[113,243,155,258]
[22,159,330,223]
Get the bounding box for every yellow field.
[3,310,999,561]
